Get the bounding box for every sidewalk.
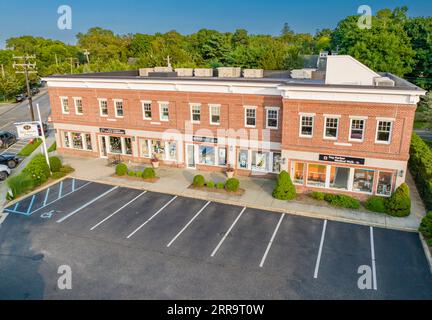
[62,155,426,232]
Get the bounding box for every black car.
[31,87,40,96]
[0,131,17,149]
[15,93,26,103]
[0,153,21,169]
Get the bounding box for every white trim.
[190,103,201,124]
[209,104,221,126]
[299,112,316,117]
[299,114,314,138]
[73,97,83,115]
[376,170,394,197]
[349,115,368,120]
[375,120,393,145]
[60,96,70,114]
[323,116,339,140]
[244,107,257,128]
[113,99,124,118]
[265,107,279,130]
[98,98,108,117]
[158,102,170,122]
[323,114,341,118]
[376,117,396,122]
[349,117,366,142]
[141,101,152,120]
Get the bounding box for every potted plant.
[151,154,160,168]
[226,164,235,179]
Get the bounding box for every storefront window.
[199,145,215,165]
[307,164,327,187]
[353,169,375,193]
[71,133,83,149]
[167,141,177,161]
[64,132,70,148]
[293,162,305,184]
[329,166,350,190]
[218,147,227,166]
[85,134,92,150]
[252,151,270,172]
[124,138,132,155]
[109,136,122,154]
[273,153,282,173]
[152,140,165,158]
[377,172,393,196]
[238,150,249,169]
[140,139,150,158]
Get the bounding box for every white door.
[186,144,196,169]
[100,136,108,158]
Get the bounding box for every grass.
[18,139,42,157]
[48,142,57,153]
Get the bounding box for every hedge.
[206,181,215,188]
[272,171,296,200]
[115,163,128,176]
[143,167,156,179]
[409,133,432,210]
[49,156,62,172]
[193,175,205,187]
[22,154,51,187]
[48,142,57,153]
[225,178,240,192]
[385,183,411,217]
[365,196,387,213]
[324,194,360,209]
[6,172,35,200]
[18,139,42,157]
[419,212,432,239]
[311,191,325,201]
[216,182,225,189]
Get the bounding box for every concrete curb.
[0,212,9,225]
[419,233,432,275]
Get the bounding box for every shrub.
[193,175,205,188]
[324,194,360,209]
[206,181,215,188]
[272,171,296,200]
[216,182,225,189]
[136,171,143,178]
[115,163,128,176]
[311,191,325,201]
[49,156,62,172]
[59,165,75,174]
[128,171,136,177]
[48,142,57,153]
[52,172,66,180]
[365,196,387,213]
[143,167,156,179]
[225,178,240,192]
[22,154,50,186]
[18,138,42,157]
[385,183,411,217]
[6,173,35,200]
[419,212,432,239]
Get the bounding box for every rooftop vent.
[291,68,317,79]
[374,76,395,87]
[154,66,173,73]
[243,69,264,78]
[175,68,194,77]
[194,68,213,77]
[217,67,241,78]
[139,68,154,77]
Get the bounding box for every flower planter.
[226,171,234,179]
[152,161,159,169]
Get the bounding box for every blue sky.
[0,0,431,48]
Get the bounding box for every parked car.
[0,131,17,149]
[15,93,26,103]
[0,153,22,169]
[31,87,40,96]
[0,164,11,181]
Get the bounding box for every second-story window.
[324,117,339,139]
[266,108,279,129]
[300,115,314,137]
[142,102,152,120]
[350,118,366,141]
[61,97,69,114]
[191,104,201,123]
[376,120,393,143]
[115,100,124,117]
[245,107,256,128]
[210,105,220,125]
[159,102,169,121]
[99,99,108,116]
[74,98,83,115]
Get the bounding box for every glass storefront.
[72,133,83,149]
[252,151,270,172]
[272,153,282,173]
[124,138,132,155]
[152,140,165,158]
[109,136,122,154]
[218,148,227,166]
[377,172,393,196]
[293,162,305,184]
[199,145,215,165]
[167,141,177,161]
[85,134,92,150]
[329,166,350,190]
[238,150,249,169]
[353,169,375,193]
[307,164,327,187]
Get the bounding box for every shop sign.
[16,122,40,139]
[192,136,218,144]
[319,154,365,165]
[100,128,126,135]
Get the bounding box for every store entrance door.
[186,144,196,169]
[100,136,108,158]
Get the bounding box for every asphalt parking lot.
[1,178,432,299]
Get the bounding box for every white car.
[0,164,11,181]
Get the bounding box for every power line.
[13,55,37,121]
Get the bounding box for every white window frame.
[299,114,315,138]
[114,99,124,118]
[244,106,257,128]
[209,104,221,125]
[265,107,280,130]
[60,97,70,114]
[73,97,83,115]
[190,103,201,124]
[349,116,367,142]
[352,168,375,195]
[323,115,340,140]
[376,171,394,197]
[159,101,169,122]
[375,119,393,144]
[98,98,108,117]
[238,149,252,170]
[142,101,152,120]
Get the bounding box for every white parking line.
[90,191,147,231]
[126,195,178,239]
[56,186,119,223]
[370,227,378,290]
[210,207,247,257]
[167,201,211,248]
[259,213,285,268]
[314,219,328,279]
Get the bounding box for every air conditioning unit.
[217,67,241,78]
[291,68,316,79]
[154,66,173,73]
[175,68,194,77]
[243,69,264,78]
[194,68,214,77]
[139,68,154,77]
[374,77,395,87]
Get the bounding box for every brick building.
[43,55,425,199]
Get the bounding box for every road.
[0,90,51,135]
[415,129,432,142]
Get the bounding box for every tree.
[272,171,296,200]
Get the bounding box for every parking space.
[2,178,432,299]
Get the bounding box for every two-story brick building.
[43,55,426,199]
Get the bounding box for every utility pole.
[13,55,37,121]
[0,64,5,78]
[83,49,90,64]
[55,53,59,66]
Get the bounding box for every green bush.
[115,163,128,176]
[51,171,66,180]
[324,194,360,209]
[59,165,75,174]
[225,178,240,192]
[272,171,296,200]
[143,167,156,179]
[48,142,57,153]
[193,175,205,187]
[419,212,432,238]
[206,181,215,188]
[22,154,51,186]
[18,139,42,157]
[6,173,35,200]
[49,156,62,172]
[128,171,136,177]
[385,183,411,217]
[365,196,387,213]
[136,171,143,178]
[311,191,325,201]
[216,182,225,189]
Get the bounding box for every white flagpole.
[36,103,51,171]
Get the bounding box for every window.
[159,103,169,121]
[210,105,221,125]
[109,137,122,154]
[198,145,215,165]
[300,115,314,137]
[115,100,124,117]
[124,138,132,155]
[71,133,83,149]
[74,98,83,115]
[61,97,69,114]
[218,147,227,166]
[64,132,70,148]
[377,172,393,196]
[167,141,177,161]
[140,139,150,158]
[191,105,201,123]
[252,151,270,172]
[85,134,92,151]
[350,119,365,141]
[353,169,375,193]
[152,140,165,158]
[307,164,327,187]
[245,108,256,128]
[99,99,108,116]
[238,149,249,169]
[376,121,392,143]
[293,162,305,184]
[272,153,282,173]
[329,166,350,190]
[324,117,339,139]
[266,108,279,129]
[142,102,152,120]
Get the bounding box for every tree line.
[0,6,431,101]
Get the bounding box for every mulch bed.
[112,174,160,183]
[188,185,245,196]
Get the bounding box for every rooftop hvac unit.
[374,77,395,87]
[139,68,154,77]
[194,68,214,77]
[217,67,241,78]
[154,66,173,73]
[175,68,194,77]
[243,69,264,78]
[290,68,316,79]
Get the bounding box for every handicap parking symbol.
[41,210,56,219]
